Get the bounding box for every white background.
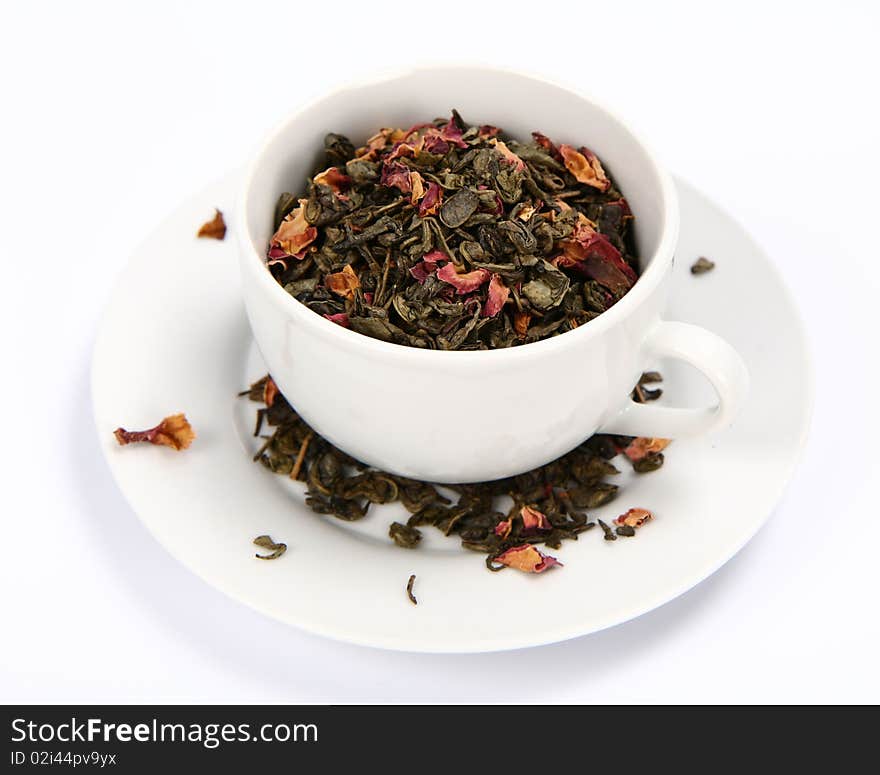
[2,1,878,703]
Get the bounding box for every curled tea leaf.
[598,519,617,541]
[691,256,715,275]
[253,534,287,560]
[114,413,195,451]
[406,574,418,605]
[633,452,665,473]
[197,209,227,240]
[389,521,422,549]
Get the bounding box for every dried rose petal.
[313,166,352,195]
[559,144,611,191]
[409,249,445,283]
[263,377,278,408]
[514,310,531,338]
[623,437,671,462]
[532,131,562,162]
[436,263,491,294]
[197,209,226,240]
[325,264,360,299]
[520,505,552,534]
[493,545,562,574]
[418,182,443,217]
[420,128,450,155]
[478,125,501,138]
[384,141,417,163]
[355,127,406,160]
[114,413,195,451]
[614,508,654,528]
[409,171,426,204]
[401,121,434,140]
[270,200,317,262]
[323,312,351,328]
[490,138,526,171]
[379,161,413,194]
[494,518,513,539]
[438,116,468,148]
[482,273,509,317]
[556,229,637,295]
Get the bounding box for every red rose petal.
[482,273,509,317]
[493,545,562,574]
[436,263,491,294]
[418,182,443,217]
[520,505,552,535]
[614,508,654,528]
[323,312,351,328]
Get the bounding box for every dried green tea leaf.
[406,574,418,605]
[240,375,669,573]
[253,534,287,560]
[389,522,422,549]
[598,519,617,541]
[691,256,715,275]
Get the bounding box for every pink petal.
[614,508,654,528]
[520,505,552,535]
[494,518,513,539]
[438,116,468,148]
[379,161,413,194]
[436,263,491,294]
[418,182,443,217]
[482,273,509,317]
[494,545,562,574]
[322,312,351,328]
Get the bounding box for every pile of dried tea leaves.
[241,374,668,574]
[266,111,639,350]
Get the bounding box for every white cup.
[236,67,748,483]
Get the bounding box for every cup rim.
[237,65,679,362]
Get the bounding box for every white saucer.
[92,175,812,653]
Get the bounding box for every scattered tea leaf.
[197,208,226,240]
[253,534,287,560]
[241,375,670,573]
[114,413,195,450]
[615,525,636,537]
[406,574,418,605]
[389,522,422,549]
[598,519,617,541]
[633,452,665,473]
[691,256,715,275]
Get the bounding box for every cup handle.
[601,321,749,438]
